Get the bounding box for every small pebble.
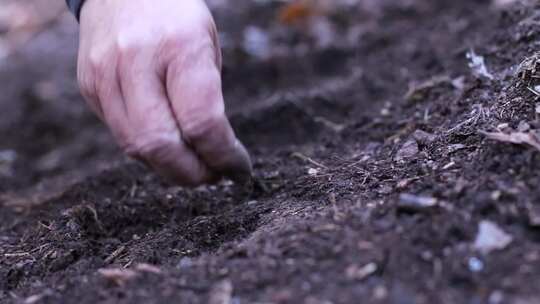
[473,220,513,254]
[468,257,484,272]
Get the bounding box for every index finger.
[165,39,252,182]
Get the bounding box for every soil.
[2,0,540,303]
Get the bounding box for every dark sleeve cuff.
[66,0,86,20]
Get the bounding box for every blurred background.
[0,0,95,195]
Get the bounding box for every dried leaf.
[480,130,540,151]
[278,2,317,24]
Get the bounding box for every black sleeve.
[66,0,85,20]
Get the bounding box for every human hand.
[77,0,252,186]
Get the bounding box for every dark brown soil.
[2,0,540,303]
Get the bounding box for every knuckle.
[87,50,100,69]
[115,37,157,73]
[88,48,109,73]
[182,112,226,145]
[187,35,216,59]
[87,56,116,95]
[115,45,137,73]
[84,48,117,99]
[122,133,175,162]
[161,29,217,66]
[168,28,203,46]
[116,39,139,60]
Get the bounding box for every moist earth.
[2,0,540,303]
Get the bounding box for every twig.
[105,245,126,264]
[4,252,30,257]
[291,152,329,169]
